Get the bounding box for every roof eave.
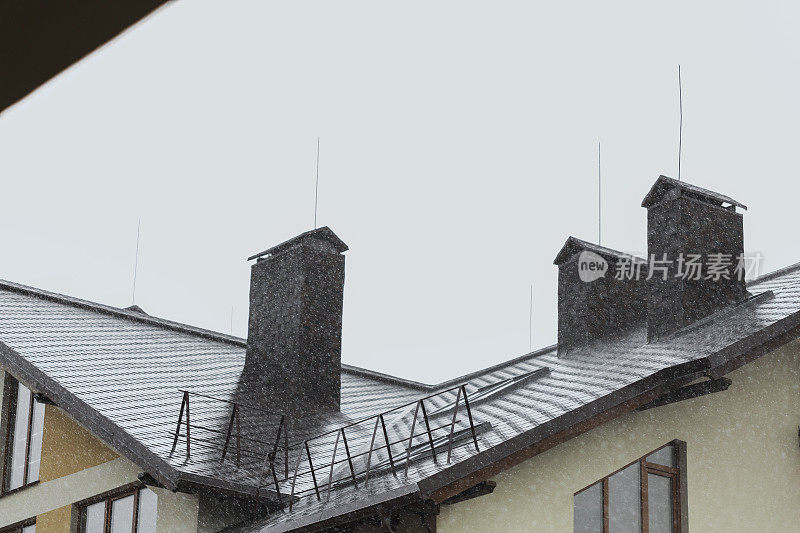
[416,305,800,503]
[0,340,182,491]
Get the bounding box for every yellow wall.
[39,404,118,482]
[0,456,141,529]
[0,387,202,532]
[34,505,73,533]
[24,404,121,531]
[439,340,800,532]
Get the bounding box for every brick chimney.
[554,237,648,355]
[642,176,749,341]
[243,226,348,415]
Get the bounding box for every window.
[2,375,46,493]
[0,519,36,533]
[574,442,685,533]
[79,486,158,533]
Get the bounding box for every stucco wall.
[155,487,200,533]
[39,404,119,482]
[0,368,203,532]
[0,456,141,529]
[438,341,800,532]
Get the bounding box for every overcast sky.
[1,1,798,382]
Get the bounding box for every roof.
[232,263,800,532]
[1,261,800,532]
[553,236,647,266]
[641,175,747,210]
[0,278,421,497]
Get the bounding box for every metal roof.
[0,279,421,496]
[1,261,799,531]
[232,264,800,532]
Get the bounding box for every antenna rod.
[132,218,141,306]
[314,136,320,229]
[529,284,533,352]
[678,65,683,181]
[230,305,234,335]
[598,141,601,246]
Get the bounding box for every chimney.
[554,237,648,355]
[243,226,348,415]
[642,176,748,341]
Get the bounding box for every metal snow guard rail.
[169,390,292,480]
[257,383,481,510]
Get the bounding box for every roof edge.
[247,226,349,261]
[343,343,557,392]
[0,340,182,491]
[0,277,557,392]
[747,260,800,286]
[553,236,646,266]
[416,304,800,503]
[641,175,747,210]
[0,279,247,347]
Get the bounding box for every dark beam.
[636,377,732,411]
[441,480,496,505]
[32,392,56,405]
[137,472,165,489]
[0,0,171,113]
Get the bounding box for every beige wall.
[439,340,800,532]
[30,482,202,533]
[39,404,119,482]
[0,367,203,532]
[154,487,200,533]
[0,456,141,529]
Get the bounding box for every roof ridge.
[339,364,435,391]
[344,343,558,391]
[0,279,247,347]
[747,260,800,286]
[432,343,557,389]
[554,236,646,266]
[0,278,475,389]
[641,175,747,210]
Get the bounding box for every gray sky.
[1,0,798,382]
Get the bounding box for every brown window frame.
[574,440,687,533]
[0,517,36,533]
[641,457,681,533]
[1,374,43,496]
[77,483,151,533]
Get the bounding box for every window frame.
[0,518,36,533]
[574,440,687,533]
[640,457,681,533]
[1,373,44,496]
[77,483,154,533]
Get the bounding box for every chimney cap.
[641,175,747,210]
[553,236,646,266]
[247,226,349,261]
